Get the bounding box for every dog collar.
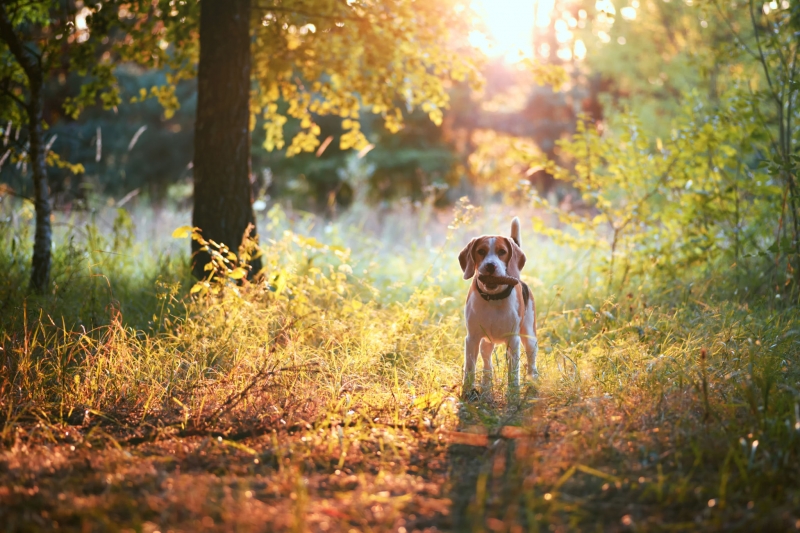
[477,284,515,301]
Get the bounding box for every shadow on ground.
[446,386,545,531]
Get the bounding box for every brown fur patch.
[471,237,511,270]
[471,236,491,266]
[494,238,511,267]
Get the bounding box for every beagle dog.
[458,217,538,394]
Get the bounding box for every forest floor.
[2,204,800,532]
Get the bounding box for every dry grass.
[1,199,800,532]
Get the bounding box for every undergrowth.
[1,199,800,532]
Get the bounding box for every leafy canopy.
[252,0,482,155]
[2,0,483,167]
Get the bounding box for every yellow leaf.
[428,107,443,126]
[412,391,443,409]
[295,234,325,249]
[190,282,206,294]
[271,271,288,295]
[229,267,248,280]
[172,225,193,238]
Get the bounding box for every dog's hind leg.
[463,335,480,395]
[522,327,539,379]
[506,335,521,391]
[479,338,494,390]
[522,300,539,379]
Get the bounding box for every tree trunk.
[28,78,53,292]
[0,5,53,293]
[192,0,261,279]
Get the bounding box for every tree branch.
[0,3,43,100]
[0,184,34,203]
[749,0,781,107]
[711,0,759,60]
[253,3,363,22]
[0,78,27,110]
[786,44,797,163]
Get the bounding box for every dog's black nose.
[485,263,496,273]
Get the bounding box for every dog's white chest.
[464,293,521,343]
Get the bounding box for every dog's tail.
[510,217,521,247]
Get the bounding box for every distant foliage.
[20,69,195,204]
[473,0,800,295]
[531,89,779,289]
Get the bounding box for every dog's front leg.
[463,335,480,394]
[479,338,494,390]
[524,334,539,379]
[506,335,521,391]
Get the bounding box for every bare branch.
[749,0,781,107]
[786,44,798,162]
[711,0,759,60]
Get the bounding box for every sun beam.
[470,0,556,62]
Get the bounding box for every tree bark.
[0,5,53,293]
[192,0,261,278]
[27,78,52,292]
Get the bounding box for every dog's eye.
[477,249,487,257]
[498,249,507,256]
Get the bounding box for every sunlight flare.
[470,0,555,61]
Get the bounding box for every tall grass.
[1,197,799,531]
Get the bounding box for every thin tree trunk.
[0,5,53,293]
[28,79,53,292]
[192,0,261,278]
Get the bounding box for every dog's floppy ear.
[504,237,526,278]
[458,238,477,280]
